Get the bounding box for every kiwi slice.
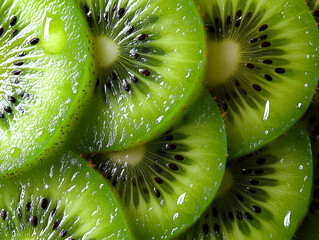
[294,95,319,239]
[197,0,319,158]
[178,123,313,239]
[0,151,133,239]
[70,0,206,152]
[306,0,319,25]
[0,0,95,177]
[83,90,227,239]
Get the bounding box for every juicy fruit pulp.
[179,123,313,240]
[70,0,207,152]
[0,0,95,178]
[0,152,133,239]
[84,90,227,239]
[198,0,319,158]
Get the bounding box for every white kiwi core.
[206,39,241,88]
[216,169,233,199]
[107,144,146,166]
[94,36,119,67]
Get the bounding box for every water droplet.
[177,192,186,205]
[41,13,66,53]
[10,147,21,158]
[283,211,291,228]
[173,212,179,221]
[263,100,270,121]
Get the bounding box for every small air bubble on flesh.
[173,213,179,221]
[265,130,269,135]
[297,103,302,108]
[299,165,303,170]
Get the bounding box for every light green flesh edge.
[0,151,133,239]
[0,0,94,178]
[178,123,312,240]
[70,0,207,153]
[198,0,319,159]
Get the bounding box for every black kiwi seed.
[12,69,22,75]
[261,42,271,47]
[139,69,150,76]
[126,26,134,34]
[259,24,268,31]
[264,74,273,81]
[256,158,266,164]
[246,63,254,69]
[41,198,48,209]
[174,155,184,161]
[50,208,57,217]
[214,223,220,234]
[154,188,161,198]
[252,205,262,213]
[30,37,40,45]
[203,223,209,234]
[18,52,26,57]
[1,209,7,220]
[14,61,23,66]
[10,16,17,26]
[244,212,253,221]
[275,68,285,74]
[4,106,12,113]
[59,230,68,238]
[8,96,16,103]
[11,29,18,37]
[164,135,173,141]
[165,144,176,150]
[249,179,259,185]
[118,8,125,18]
[138,34,148,40]
[252,84,262,91]
[31,216,38,227]
[52,221,59,230]
[0,112,4,119]
[0,27,3,37]
[154,177,163,184]
[212,206,218,217]
[168,163,178,171]
[242,169,252,174]
[26,202,31,211]
[263,59,273,64]
[236,210,243,221]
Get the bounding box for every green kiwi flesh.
[84,90,227,239]
[70,0,206,152]
[0,151,133,239]
[197,0,319,158]
[0,0,95,178]
[178,123,312,240]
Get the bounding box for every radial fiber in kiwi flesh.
[197,0,319,158]
[0,0,95,178]
[70,0,206,152]
[178,123,312,240]
[0,151,133,239]
[84,90,227,239]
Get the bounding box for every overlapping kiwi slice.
[0,151,133,239]
[70,0,206,152]
[178,123,313,239]
[82,90,227,239]
[0,0,95,177]
[197,0,319,158]
[306,0,319,25]
[294,94,319,239]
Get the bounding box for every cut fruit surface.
[70,0,206,152]
[84,90,227,239]
[0,151,133,239]
[0,0,95,177]
[197,0,319,158]
[179,123,313,240]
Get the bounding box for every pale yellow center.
[94,36,119,68]
[216,169,233,199]
[206,39,240,88]
[107,144,146,166]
